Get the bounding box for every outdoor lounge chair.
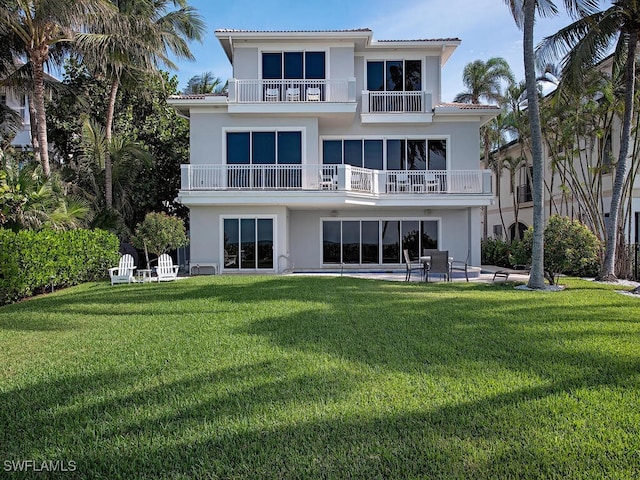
[109,253,136,285]
[450,250,470,282]
[156,253,179,281]
[403,249,424,282]
[425,250,450,282]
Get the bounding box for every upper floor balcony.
[226,78,357,115]
[360,90,434,124]
[180,164,492,207]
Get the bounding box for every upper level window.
[262,51,326,80]
[367,60,421,91]
[227,131,302,165]
[323,138,446,170]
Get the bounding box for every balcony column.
[361,91,370,113]
[348,78,356,103]
[227,79,237,103]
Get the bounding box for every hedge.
[0,229,120,305]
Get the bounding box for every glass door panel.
[402,221,420,259]
[224,219,239,270]
[240,219,256,269]
[342,221,360,263]
[257,219,273,269]
[382,221,400,264]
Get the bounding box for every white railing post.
[348,78,356,103]
[227,78,237,103]
[361,91,370,113]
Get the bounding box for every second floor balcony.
[181,164,491,197]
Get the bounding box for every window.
[323,138,446,171]
[224,218,274,270]
[366,60,422,92]
[323,219,438,265]
[227,131,302,165]
[262,51,326,80]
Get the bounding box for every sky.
[171,0,578,103]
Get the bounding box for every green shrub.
[481,238,512,267]
[131,212,189,267]
[0,228,119,305]
[517,215,601,284]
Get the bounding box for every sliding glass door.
[224,218,273,270]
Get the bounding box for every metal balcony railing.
[228,79,354,103]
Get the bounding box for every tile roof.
[168,93,227,100]
[377,38,461,43]
[436,102,500,110]
[215,28,371,33]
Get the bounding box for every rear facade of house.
[168,29,498,274]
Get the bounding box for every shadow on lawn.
[0,356,637,478]
[2,276,639,477]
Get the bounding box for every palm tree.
[184,71,227,94]
[81,0,205,209]
[536,0,640,281]
[453,58,515,105]
[0,0,116,176]
[503,0,598,289]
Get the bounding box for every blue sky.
[172,0,576,102]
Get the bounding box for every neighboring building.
[168,28,498,274]
[0,85,32,149]
[485,57,640,250]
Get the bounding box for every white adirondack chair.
[109,254,136,285]
[156,253,179,281]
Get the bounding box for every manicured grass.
[1,276,639,479]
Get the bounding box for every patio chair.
[319,167,337,190]
[286,87,300,101]
[403,249,424,282]
[156,253,179,281]
[451,250,470,282]
[306,87,321,101]
[425,250,450,282]
[109,253,136,285]
[264,87,279,101]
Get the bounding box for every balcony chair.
[264,87,279,101]
[286,87,300,101]
[396,172,411,192]
[109,253,136,285]
[403,249,424,282]
[306,87,321,101]
[425,172,439,192]
[425,250,451,282]
[319,169,337,190]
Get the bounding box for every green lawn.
[1,276,639,479]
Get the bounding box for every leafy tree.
[81,0,205,209]
[536,0,640,281]
[0,155,89,231]
[184,71,227,94]
[503,0,598,289]
[131,211,188,268]
[517,215,601,284]
[0,0,116,176]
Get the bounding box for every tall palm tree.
[453,58,515,105]
[81,0,205,209]
[503,0,598,289]
[536,0,640,281]
[0,0,116,176]
[184,71,227,94]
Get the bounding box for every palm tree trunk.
[523,0,546,289]
[27,97,40,165]
[30,56,50,176]
[104,78,119,209]
[601,29,637,280]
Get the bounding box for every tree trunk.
[600,29,637,281]
[27,96,40,165]
[523,0,546,289]
[104,78,119,209]
[30,54,50,176]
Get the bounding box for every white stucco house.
[168,28,499,275]
[0,85,32,149]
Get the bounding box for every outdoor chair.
[425,250,450,282]
[403,249,424,282]
[264,87,279,101]
[450,250,470,282]
[286,87,300,101]
[156,253,179,281]
[306,87,321,101]
[224,249,237,267]
[109,253,136,285]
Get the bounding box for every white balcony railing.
[361,91,433,114]
[181,164,492,195]
[228,79,355,103]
